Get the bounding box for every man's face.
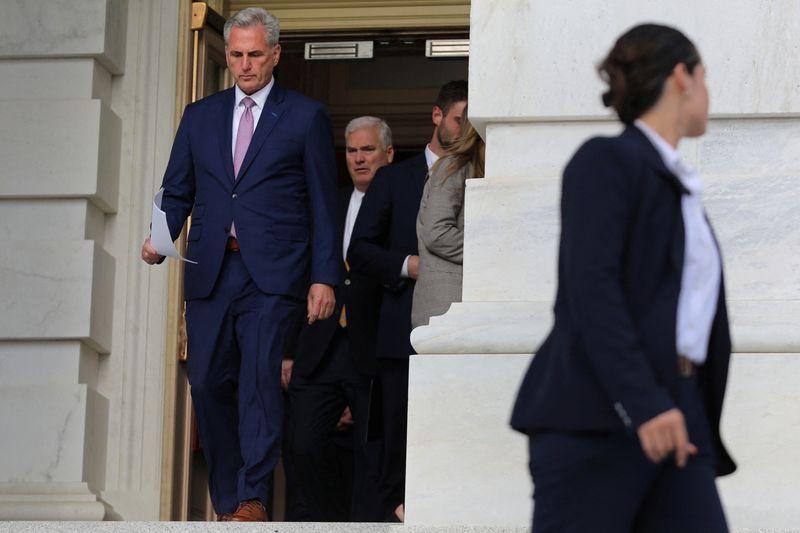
[346,126,394,191]
[226,25,281,95]
[434,99,467,149]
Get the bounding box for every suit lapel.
[622,127,688,271]
[670,209,685,272]
[338,185,353,237]
[414,152,428,179]
[217,88,236,185]
[234,83,286,188]
[625,126,688,195]
[413,152,429,197]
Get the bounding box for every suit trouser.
[281,390,312,521]
[185,251,302,515]
[287,327,383,521]
[527,374,728,533]
[377,356,410,518]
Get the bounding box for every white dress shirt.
[344,188,366,260]
[635,120,721,364]
[424,143,439,171]
[401,144,440,278]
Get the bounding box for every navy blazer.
[159,83,339,301]
[347,153,428,359]
[287,185,378,377]
[511,126,735,476]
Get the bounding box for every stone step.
[0,524,796,533]
[0,524,526,533]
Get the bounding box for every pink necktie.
[230,97,255,238]
[233,96,255,178]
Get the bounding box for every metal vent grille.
[304,41,374,60]
[425,39,470,58]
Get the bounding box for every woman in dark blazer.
[511,24,735,533]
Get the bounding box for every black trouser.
[528,375,728,533]
[376,356,410,519]
[287,327,383,521]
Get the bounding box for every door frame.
[160,0,470,520]
[159,0,229,521]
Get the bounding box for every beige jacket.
[411,159,475,328]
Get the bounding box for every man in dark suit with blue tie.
[140,7,338,522]
[347,80,468,522]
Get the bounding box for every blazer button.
[232,193,238,199]
[344,279,351,286]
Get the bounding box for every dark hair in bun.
[598,24,700,124]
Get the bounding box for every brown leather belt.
[226,236,240,252]
[677,354,695,377]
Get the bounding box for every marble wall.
[98,0,181,520]
[0,0,180,521]
[407,0,800,528]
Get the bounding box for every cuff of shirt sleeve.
[401,255,410,278]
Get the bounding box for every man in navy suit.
[141,7,338,521]
[347,80,467,522]
[284,116,395,522]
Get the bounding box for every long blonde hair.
[434,106,485,180]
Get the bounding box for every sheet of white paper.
[151,188,198,264]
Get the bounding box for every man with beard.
[347,80,468,522]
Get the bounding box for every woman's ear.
[671,63,691,96]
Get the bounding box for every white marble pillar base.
[410,301,549,355]
[0,483,104,521]
[405,354,532,527]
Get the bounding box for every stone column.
[405,0,800,528]
[0,0,180,520]
[0,0,123,520]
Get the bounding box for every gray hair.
[344,116,393,150]
[224,8,280,46]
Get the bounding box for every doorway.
[160,2,469,522]
[160,1,230,522]
[277,31,469,181]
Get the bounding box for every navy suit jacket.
[287,185,378,377]
[159,83,339,301]
[347,153,428,359]
[511,126,736,476]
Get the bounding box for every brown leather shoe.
[229,499,268,522]
[216,513,233,522]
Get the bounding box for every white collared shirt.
[231,78,274,157]
[344,188,366,260]
[424,143,439,170]
[635,120,721,364]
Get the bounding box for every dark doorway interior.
[275,30,469,184]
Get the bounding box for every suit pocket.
[187,224,202,242]
[272,224,309,242]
